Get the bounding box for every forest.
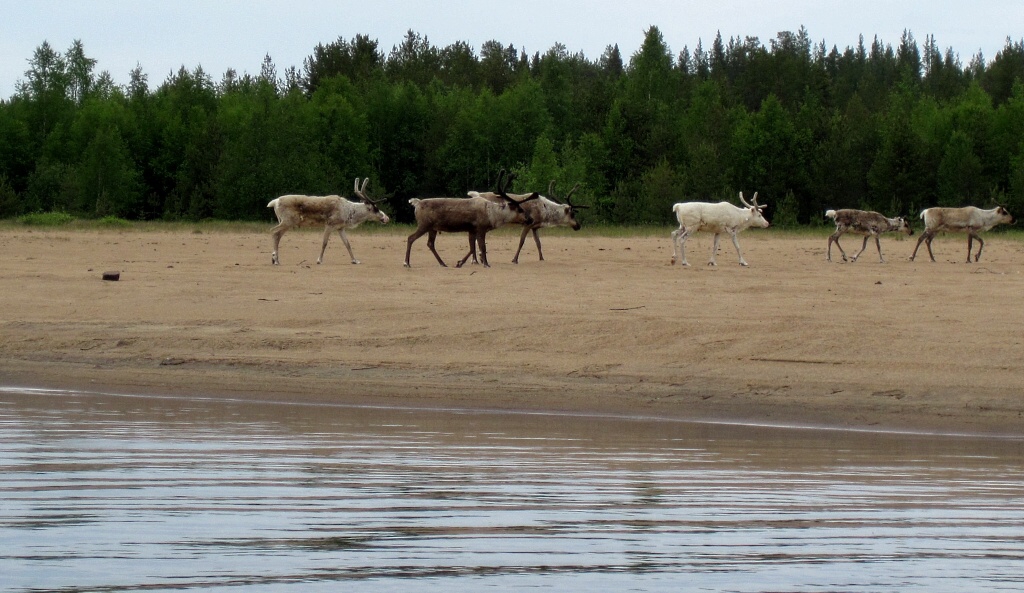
[1,26,1024,226]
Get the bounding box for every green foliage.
[16,211,75,225]
[0,175,18,217]
[2,32,1024,228]
[772,190,801,228]
[96,215,131,227]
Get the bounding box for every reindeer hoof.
[351,260,361,265]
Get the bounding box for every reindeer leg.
[512,226,531,264]
[729,230,748,266]
[316,227,334,264]
[828,229,847,262]
[673,228,691,266]
[708,233,720,266]
[477,230,490,268]
[910,231,930,262]
[874,235,885,263]
[456,234,477,268]
[851,235,870,262]
[270,223,288,265]
[337,228,359,264]
[456,233,477,268]
[404,227,429,267]
[532,228,544,261]
[925,232,937,262]
[972,232,985,262]
[426,230,447,267]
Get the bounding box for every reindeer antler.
[494,168,518,195]
[739,191,765,210]
[502,171,516,193]
[564,182,587,209]
[354,177,378,203]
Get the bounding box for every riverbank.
[2,226,1022,435]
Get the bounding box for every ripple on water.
[1,388,1023,593]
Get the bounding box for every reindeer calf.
[825,209,912,263]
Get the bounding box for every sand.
[1,224,1022,435]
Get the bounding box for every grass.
[14,211,76,226]
[3,213,1024,242]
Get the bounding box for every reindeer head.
[548,180,588,230]
[495,169,538,226]
[354,177,390,224]
[738,192,770,228]
[995,205,1015,225]
[894,216,914,236]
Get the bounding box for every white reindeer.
[910,206,1015,263]
[268,178,390,265]
[671,192,769,267]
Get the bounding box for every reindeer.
[825,209,913,263]
[463,178,588,264]
[910,206,1015,263]
[268,178,390,265]
[671,192,769,267]
[404,172,538,268]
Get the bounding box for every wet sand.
[1,225,1022,435]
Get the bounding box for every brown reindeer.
[825,209,913,263]
[404,172,538,268]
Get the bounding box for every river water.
[2,386,1023,592]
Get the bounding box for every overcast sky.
[2,0,1021,99]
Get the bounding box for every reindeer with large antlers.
[404,170,539,268]
[670,192,770,267]
[467,178,589,264]
[267,178,390,265]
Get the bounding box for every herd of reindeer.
[266,171,1017,269]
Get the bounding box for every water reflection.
[1,387,1023,592]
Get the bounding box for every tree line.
[1,27,1023,226]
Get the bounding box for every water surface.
[2,387,1023,592]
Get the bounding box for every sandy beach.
[2,224,1022,435]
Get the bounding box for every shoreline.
[2,227,1023,436]
[4,380,1022,441]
